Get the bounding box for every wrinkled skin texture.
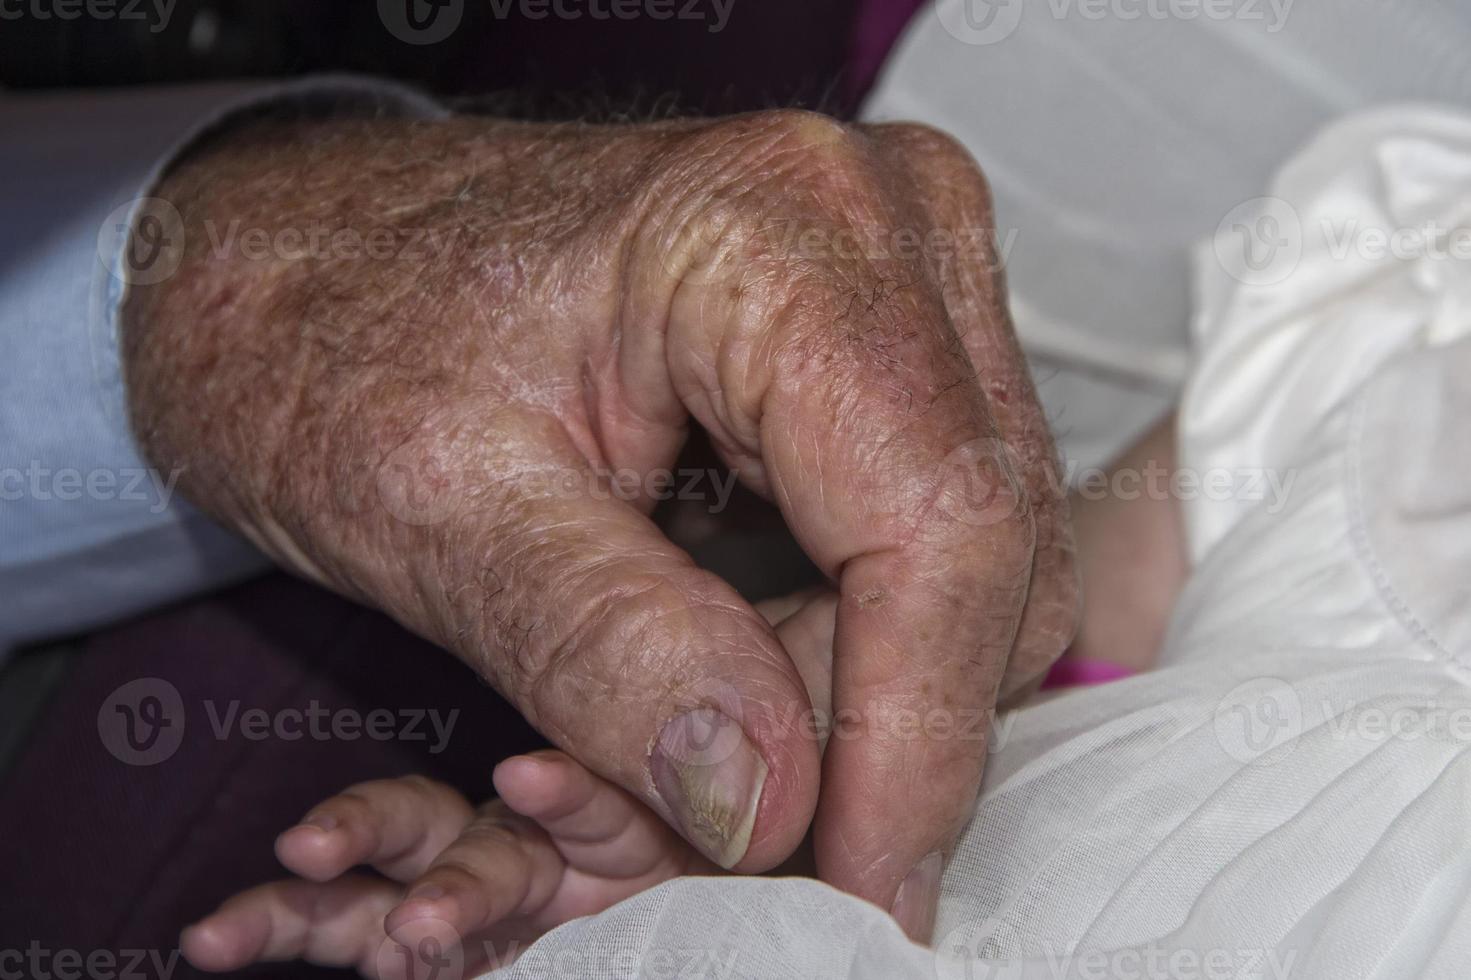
[121,110,1079,929]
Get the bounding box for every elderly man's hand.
[121,110,1078,938]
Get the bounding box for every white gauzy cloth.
[862,0,1471,473]
[484,111,1471,980]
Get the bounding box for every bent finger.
[275,775,474,884]
[494,751,705,878]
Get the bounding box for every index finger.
[865,121,1081,704]
[767,306,1035,933]
[654,118,1037,935]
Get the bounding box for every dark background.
[0,0,869,116]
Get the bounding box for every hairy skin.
[121,109,1078,938]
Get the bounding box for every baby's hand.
[181,750,716,978]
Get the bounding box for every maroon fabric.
[449,0,925,117]
[450,0,865,116]
[849,0,929,106]
[0,575,541,979]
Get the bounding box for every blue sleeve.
[0,76,446,655]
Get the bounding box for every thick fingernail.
[651,707,767,869]
[890,851,942,943]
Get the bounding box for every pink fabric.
[848,0,929,107]
[1042,657,1138,689]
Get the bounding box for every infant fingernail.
[299,812,338,832]
[651,707,767,869]
[891,851,943,943]
[405,883,445,904]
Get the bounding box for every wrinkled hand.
[121,109,1078,935]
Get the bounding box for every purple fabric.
[849,0,930,106]
[448,0,923,117]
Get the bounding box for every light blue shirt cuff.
[0,76,446,654]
